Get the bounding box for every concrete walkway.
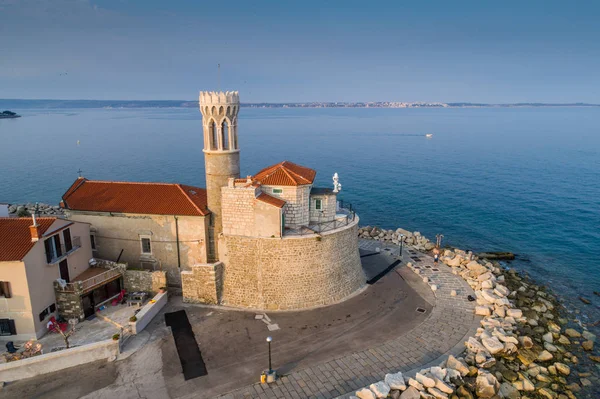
[215,241,479,399]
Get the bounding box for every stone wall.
[219,218,364,310]
[221,184,258,236]
[123,269,167,295]
[181,262,224,304]
[262,185,311,227]
[54,285,85,321]
[309,194,337,223]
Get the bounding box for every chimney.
[30,213,40,242]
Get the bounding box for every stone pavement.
[215,241,479,399]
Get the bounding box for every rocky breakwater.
[7,203,64,217]
[358,226,436,251]
[353,230,598,399]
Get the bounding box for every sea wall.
[6,203,64,216]
[353,226,597,399]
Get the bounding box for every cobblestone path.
[216,241,479,399]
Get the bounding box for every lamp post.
[266,336,273,373]
[399,234,404,259]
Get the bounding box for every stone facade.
[181,262,224,304]
[65,211,209,287]
[123,269,167,295]
[263,185,311,227]
[219,217,365,310]
[221,180,282,238]
[54,286,85,321]
[309,193,337,223]
[200,91,241,260]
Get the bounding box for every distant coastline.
[1,99,599,110]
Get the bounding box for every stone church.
[63,91,365,311]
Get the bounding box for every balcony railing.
[45,236,81,264]
[285,202,357,236]
[56,267,123,293]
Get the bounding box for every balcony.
[45,236,81,264]
[55,263,124,294]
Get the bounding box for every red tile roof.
[61,178,210,216]
[0,217,56,262]
[256,193,286,208]
[253,161,316,186]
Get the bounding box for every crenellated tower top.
[199,91,240,153]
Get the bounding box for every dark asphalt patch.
[165,310,208,380]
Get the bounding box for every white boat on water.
[425,134,433,138]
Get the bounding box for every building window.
[222,121,229,150]
[210,121,218,150]
[315,199,322,210]
[0,319,16,336]
[38,304,56,322]
[44,234,62,263]
[141,237,152,255]
[90,234,97,251]
[63,228,73,252]
[272,188,283,194]
[0,281,11,298]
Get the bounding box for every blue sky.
[1,0,599,102]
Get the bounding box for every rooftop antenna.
[77,168,83,177]
[218,63,221,91]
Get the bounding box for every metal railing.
[57,267,123,293]
[284,202,356,236]
[45,236,81,264]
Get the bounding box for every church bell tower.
[199,91,241,261]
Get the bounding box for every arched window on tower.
[210,121,218,150]
[222,121,229,150]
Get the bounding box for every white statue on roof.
[333,173,342,193]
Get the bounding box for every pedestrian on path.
[433,247,440,264]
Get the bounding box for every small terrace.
[55,259,125,295]
[284,201,357,236]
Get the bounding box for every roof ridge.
[176,184,204,215]
[84,180,183,186]
[280,167,299,184]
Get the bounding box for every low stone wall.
[358,225,436,251]
[130,291,168,334]
[54,287,85,321]
[123,269,167,295]
[182,262,224,305]
[0,339,119,383]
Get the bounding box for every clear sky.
[1,0,599,102]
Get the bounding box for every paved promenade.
[216,240,479,399]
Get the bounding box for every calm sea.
[1,106,599,325]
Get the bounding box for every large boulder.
[356,388,376,399]
[476,372,500,398]
[415,372,436,388]
[498,382,520,399]
[385,372,406,391]
[400,386,420,399]
[446,355,469,376]
[482,337,504,355]
[369,382,391,398]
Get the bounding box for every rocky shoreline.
[354,226,598,399]
[6,203,64,217]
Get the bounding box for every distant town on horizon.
[1,99,599,110]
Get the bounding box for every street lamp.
[399,234,404,259]
[266,336,273,373]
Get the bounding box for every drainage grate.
[416,307,427,313]
[432,268,439,272]
[425,265,431,269]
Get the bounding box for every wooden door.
[59,259,70,282]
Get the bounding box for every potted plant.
[129,315,137,323]
[159,287,167,294]
[112,333,120,341]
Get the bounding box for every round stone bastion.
[220,216,365,311]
